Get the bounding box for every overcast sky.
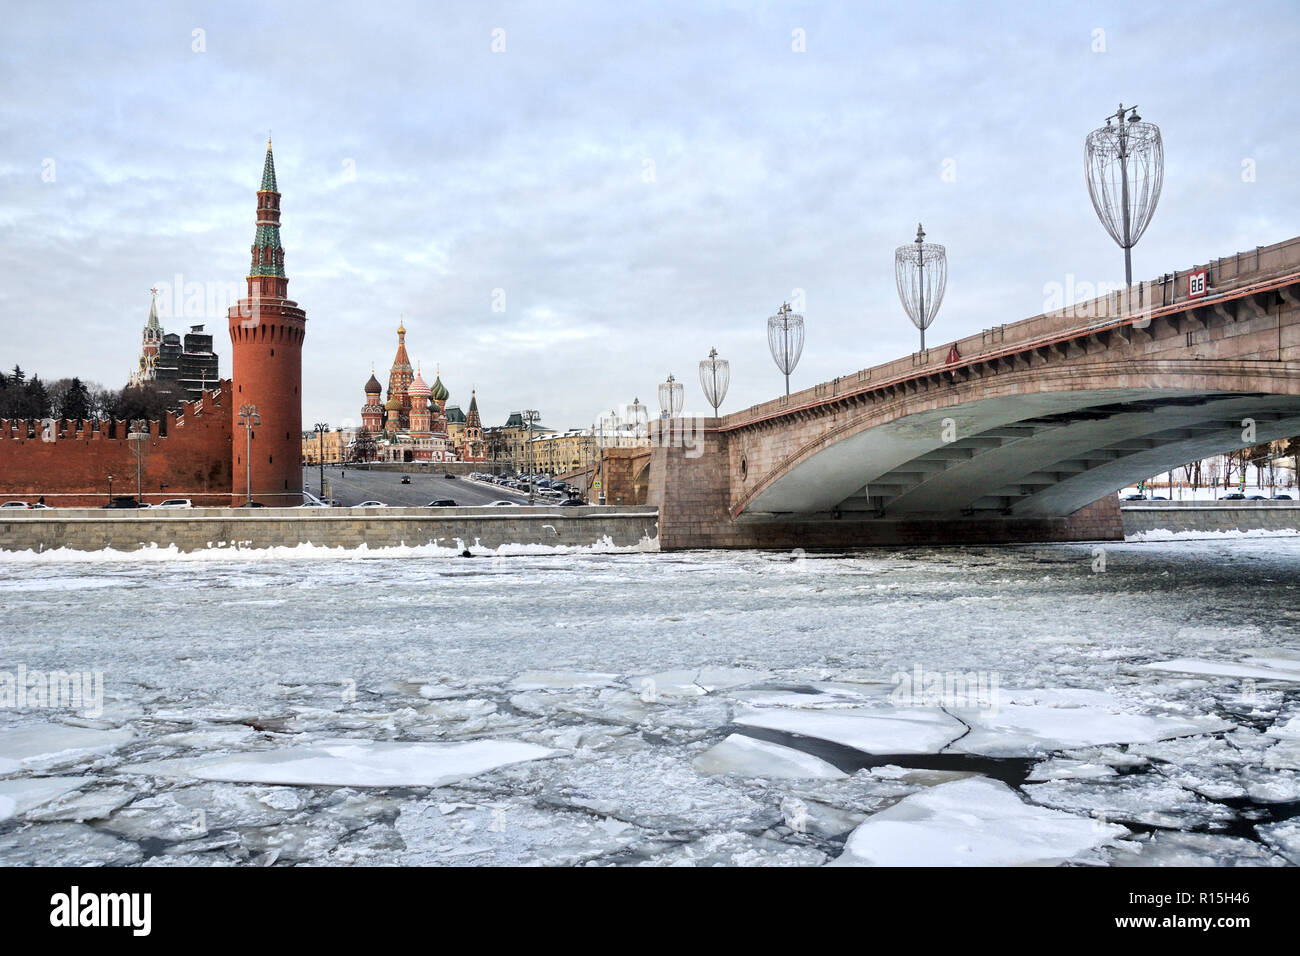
[3,1,1297,430]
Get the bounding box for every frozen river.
[1,537,1298,866]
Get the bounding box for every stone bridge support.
[646,421,1122,551]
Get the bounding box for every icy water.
[1,539,1298,866]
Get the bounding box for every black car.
[444,473,457,480]
[1247,495,1267,500]
[1122,494,1146,501]
[400,475,411,484]
[557,498,584,507]
[236,501,266,508]
[1222,493,1247,500]
[102,495,142,509]
[1272,494,1292,500]
[427,499,458,507]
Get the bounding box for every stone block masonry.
[0,505,659,554]
[1121,501,1300,537]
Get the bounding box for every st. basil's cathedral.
[361,323,485,462]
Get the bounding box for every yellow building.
[301,428,355,464]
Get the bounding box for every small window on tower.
[269,455,273,464]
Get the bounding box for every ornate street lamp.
[895,223,947,353]
[1086,103,1164,286]
[314,422,329,500]
[658,374,684,419]
[627,398,648,443]
[237,403,260,507]
[699,347,730,417]
[767,302,804,396]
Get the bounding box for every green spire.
[260,140,277,192]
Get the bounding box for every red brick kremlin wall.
[0,381,234,507]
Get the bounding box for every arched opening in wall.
[633,462,651,504]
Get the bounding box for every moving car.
[444,473,457,480]
[427,499,458,507]
[235,501,266,508]
[1247,495,1267,500]
[400,475,411,484]
[157,498,193,508]
[1222,493,1247,500]
[1122,494,1146,501]
[1272,494,1293,500]
[356,500,388,508]
[1,501,31,509]
[557,498,584,507]
[489,500,520,507]
[102,496,143,509]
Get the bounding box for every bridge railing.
[727,234,1300,429]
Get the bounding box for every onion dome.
[408,366,431,397]
[384,396,403,412]
[364,370,382,395]
[430,369,449,403]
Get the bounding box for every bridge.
[647,236,1300,550]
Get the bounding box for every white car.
[356,501,388,508]
[489,500,521,507]
[1,501,30,509]
[157,498,193,508]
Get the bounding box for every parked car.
[1222,493,1247,500]
[1272,494,1293,500]
[557,498,584,507]
[1149,495,1168,500]
[356,500,388,508]
[427,499,458,507]
[400,475,411,484]
[1247,494,1267,500]
[157,498,193,508]
[489,500,520,507]
[1122,494,1146,501]
[1,501,31,509]
[102,496,143,509]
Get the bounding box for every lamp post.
[595,409,617,505]
[314,422,329,500]
[107,474,114,504]
[767,302,805,396]
[520,409,540,504]
[237,403,260,507]
[699,347,730,417]
[1086,104,1164,286]
[127,419,148,505]
[894,224,947,353]
[658,374,683,419]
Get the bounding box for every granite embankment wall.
[1121,501,1300,536]
[0,505,659,554]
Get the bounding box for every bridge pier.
[647,421,1123,551]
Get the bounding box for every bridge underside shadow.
[647,377,1300,551]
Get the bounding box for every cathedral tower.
[227,140,307,506]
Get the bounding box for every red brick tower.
[227,140,307,506]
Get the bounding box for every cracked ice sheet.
[733,706,963,755]
[0,776,85,822]
[693,734,848,780]
[119,739,557,788]
[1139,657,1300,682]
[393,800,643,866]
[832,777,1127,867]
[950,691,1233,757]
[0,724,134,774]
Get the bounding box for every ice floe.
[120,739,557,788]
[693,734,848,780]
[0,724,134,774]
[832,777,1127,866]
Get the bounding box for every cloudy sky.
[3,1,1297,430]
